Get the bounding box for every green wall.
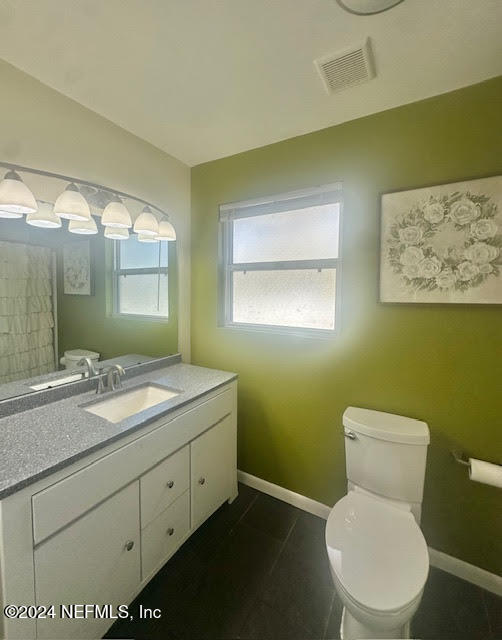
[191,76,502,574]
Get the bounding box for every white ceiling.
[0,0,501,166]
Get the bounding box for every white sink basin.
[84,383,180,423]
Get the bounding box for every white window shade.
[219,182,342,221]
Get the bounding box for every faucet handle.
[114,364,126,377]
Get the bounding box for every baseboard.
[237,470,331,519]
[237,469,502,596]
[427,547,502,596]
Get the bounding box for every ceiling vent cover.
[315,38,375,94]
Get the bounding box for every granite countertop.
[0,354,157,402]
[0,362,237,500]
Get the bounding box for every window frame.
[219,184,343,338]
[112,239,170,321]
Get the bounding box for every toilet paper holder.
[451,450,471,467]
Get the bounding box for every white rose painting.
[380,175,502,303]
[63,240,92,295]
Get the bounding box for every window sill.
[110,312,170,323]
[220,321,337,340]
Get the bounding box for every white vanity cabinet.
[0,381,237,640]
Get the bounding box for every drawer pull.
[166,480,174,488]
[167,527,174,536]
[124,540,135,551]
[198,477,206,485]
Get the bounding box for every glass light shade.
[26,202,61,228]
[101,199,132,228]
[137,234,159,243]
[133,208,159,236]
[105,227,129,240]
[54,183,91,221]
[69,216,98,235]
[156,219,176,241]
[0,170,38,216]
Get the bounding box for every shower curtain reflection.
[0,241,56,383]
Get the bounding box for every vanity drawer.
[31,386,232,545]
[141,491,190,580]
[140,445,189,528]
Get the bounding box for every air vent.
[314,38,375,94]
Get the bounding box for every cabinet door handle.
[166,480,174,488]
[124,540,135,551]
[198,477,206,485]
[167,527,174,536]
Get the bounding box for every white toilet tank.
[343,407,430,507]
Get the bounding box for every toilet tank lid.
[343,407,429,445]
[65,349,100,359]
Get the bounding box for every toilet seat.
[325,490,429,614]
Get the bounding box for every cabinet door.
[34,482,140,639]
[191,415,233,529]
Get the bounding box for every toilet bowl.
[325,407,430,640]
[326,490,429,639]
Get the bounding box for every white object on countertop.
[60,349,100,369]
[469,458,502,489]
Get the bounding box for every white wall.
[0,59,191,361]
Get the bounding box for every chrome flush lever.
[344,430,357,440]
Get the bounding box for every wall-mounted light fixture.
[0,162,176,242]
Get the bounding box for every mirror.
[0,202,178,402]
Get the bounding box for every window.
[113,235,169,318]
[220,184,342,335]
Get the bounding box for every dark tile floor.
[106,483,501,639]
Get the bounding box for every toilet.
[325,406,430,640]
[60,348,100,370]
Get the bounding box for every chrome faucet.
[78,358,126,394]
[106,364,126,391]
[77,357,99,379]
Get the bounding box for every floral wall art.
[380,175,502,303]
[63,240,93,296]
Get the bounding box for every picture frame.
[63,240,93,296]
[380,175,502,304]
